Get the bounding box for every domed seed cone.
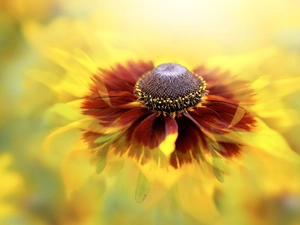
[134,63,207,114]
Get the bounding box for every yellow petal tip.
[159,133,178,157]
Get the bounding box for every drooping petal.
[170,115,205,168]
[130,113,178,152]
[119,108,150,126]
[134,114,159,149]
[44,120,84,153]
[135,171,151,203]
[192,102,255,132]
[159,115,178,157]
[242,118,300,163]
[61,144,95,199]
[95,143,111,174]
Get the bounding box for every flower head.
[82,60,256,173]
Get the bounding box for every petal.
[193,101,255,132]
[134,114,158,148]
[132,113,178,151]
[95,143,111,174]
[106,160,124,177]
[43,47,98,91]
[135,171,151,203]
[110,61,154,85]
[175,115,200,154]
[254,75,300,101]
[171,114,206,168]
[184,111,247,159]
[108,92,138,108]
[159,115,178,157]
[44,120,84,153]
[119,108,150,126]
[217,142,241,158]
[82,96,109,111]
[61,145,94,199]
[97,61,154,93]
[243,118,300,163]
[212,156,225,182]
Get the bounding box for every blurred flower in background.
[1,0,300,224]
[0,154,23,223]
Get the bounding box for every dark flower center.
[134,63,207,114]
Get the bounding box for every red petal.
[217,142,241,157]
[130,113,179,150]
[119,108,150,126]
[82,131,101,149]
[164,115,178,136]
[193,100,255,132]
[95,61,154,93]
[82,97,108,111]
[112,61,154,85]
[108,91,137,107]
[206,94,237,104]
[134,114,158,148]
[174,115,201,154]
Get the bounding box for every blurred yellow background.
[1,0,300,224]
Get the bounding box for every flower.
[81,61,256,171]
